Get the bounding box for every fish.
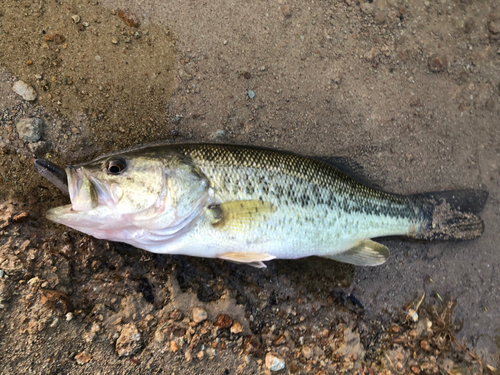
[36,144,488,268]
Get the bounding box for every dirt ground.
[1,0,499,373]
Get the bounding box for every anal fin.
[218,251,276,268]
[323,239,389,266]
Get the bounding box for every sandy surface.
[0,0,499,373]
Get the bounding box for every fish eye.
[106,159,127,175]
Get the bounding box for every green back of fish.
[173,143,420,223]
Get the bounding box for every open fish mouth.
[34,157,100,212]
[35,157,114,227]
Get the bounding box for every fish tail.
[411,189,488,241]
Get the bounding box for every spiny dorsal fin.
[209,200,277,231]
[217,251,276,268]
[323,239,389,266]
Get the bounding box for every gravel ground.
[0,0,499,373]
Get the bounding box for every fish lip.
[45,204,74,224]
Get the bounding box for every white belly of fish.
[123,203,415,266]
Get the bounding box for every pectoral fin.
[217,251,276,268]
[323,239,389,266]
[209,200,277,231]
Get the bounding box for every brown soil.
[1,0,499,373]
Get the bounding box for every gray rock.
[16,117,44,142]
[265,352,285,371]
[12,80,37,101]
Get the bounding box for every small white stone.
[66,312,74,321]
[265,352,285,372]
[191,307,208,323]
[12,80,37,101]
[71,15,81,23]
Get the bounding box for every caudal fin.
[411,189,488,241]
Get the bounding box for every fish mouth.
[46,167,116,228]
[45,165,107,226]
[35,157,107,226]
[34,158,100,212]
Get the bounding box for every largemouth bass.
[37,144,488,268]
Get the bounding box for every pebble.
[265,352,285,372]
[71,15,81,23]
[209,129,225,141]
[302,346,313,359]
[281,5,291,18]
[12,81,37,101]
[170,309,183,321]
[170,340,179,352]
[272,334,286,346]
[360,2,374,14]
[428,53,448,73]
[111,38,118,44]
[115,323,141,357]
[214,314,232,329]
[243,335,261,355]
[28,141,48,154]
[13,211,29,222]
[485,98,495,111]
[191,307,208,323]
[66,312,74,321]
[230,320,243,334]
[247,90,255,99]
[74,352,91,365]
[489,21,500,34]
[16,117,44,142]
[420,340,431,352]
